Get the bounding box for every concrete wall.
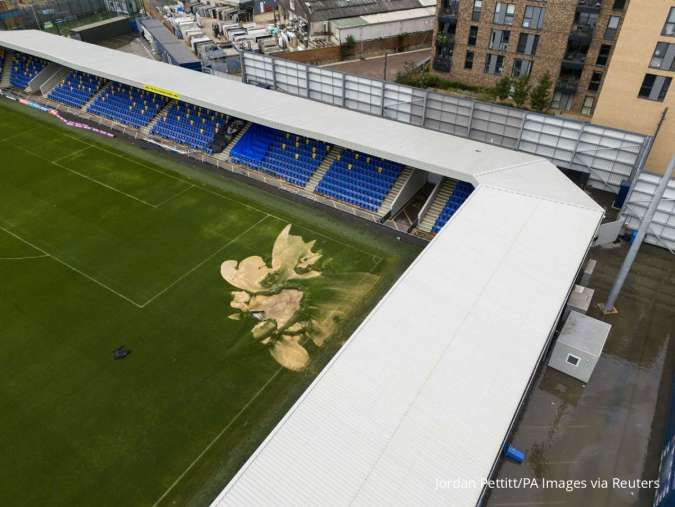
[277,31,432,65]
[334,16,434,44]
[592,0,674,176]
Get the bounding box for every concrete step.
[0,52,14,89]
[141,100,174,135]
[215,122,251,161]
[378,166,414,216]
[306,145,342,192]
[81,81,111,112]
[418,178,458,232]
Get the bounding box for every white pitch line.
[151,366,285,507]
[53,144,92,163]
[140,214,269,308]
[0,254,49,261]
[0,126,38,143]
[0,224,143,308]
[53,160,158,208]
[153,184,195,208]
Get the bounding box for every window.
[638,74,672,101]
[484,53,505,74]
[522,6,544,30]
[493,2,515,25]
[612,0,625,10]
[468,26,478,46]
[512,59,532,77]
[516,33,539,56]
[588,72,603,91]
[472,0,482,22]
[566,354,580,367]
[650,42,675,71]
[596,44,611,66]
[489,29,510,51]
[581,96,595,116]
[465,51,474,69]
[663,7,675,36]
[605,15,620,40]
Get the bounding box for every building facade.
[592,0,674,175]
[432,0,630,115]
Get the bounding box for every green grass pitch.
[0,100,421,506]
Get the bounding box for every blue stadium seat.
[151,101,226,155]
[315,149,403,212]
[10,52,48,89]
[431,181,475,233]
[0,49,5,82]
[48,70,106,108]
[230,124,328,187]
[87,82,168,129]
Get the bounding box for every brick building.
[431,0,630,115]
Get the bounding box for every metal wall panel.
[621,172,675,251]
[241,53,650,192]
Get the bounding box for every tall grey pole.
[383,52,389,81]
[601,155,674,314]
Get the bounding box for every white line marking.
[0,254,49,261]
[140,215,268,308]
[151,365,285,507]
[0,126,38,143]
[0,224,144,308]
[154,184,195,208]
[53,145,92,162]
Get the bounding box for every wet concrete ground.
[486,237,675,506]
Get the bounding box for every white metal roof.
[0,30,551,185]
[0,31,605,506]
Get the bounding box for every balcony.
[436,33,455,47]
[561,52,587,70]
[576,0,601,14]
[438,0,460,23]
[569,23,595,44]
[432,56,452,73]
[555,78,580,95]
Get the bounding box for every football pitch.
[0,100,421,506]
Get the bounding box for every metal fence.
[621,172,675,252]
[241,52,650,193]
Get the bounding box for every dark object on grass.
[113,346,131,360]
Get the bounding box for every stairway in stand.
[418,178,457,232]
[80,81,111,112]
[0,52,14,89]
[306,146,342,192]
[378,166,414,217]
[141,100,175,135]
[214,122,251,162]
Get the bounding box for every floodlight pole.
[600,155,674,314]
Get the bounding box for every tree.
[530,71,553,112]
[494,76,512,101]
[511,76,531,108]
[340,35,356,60]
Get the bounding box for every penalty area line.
[140,214,269,308]
[0,224,144,308]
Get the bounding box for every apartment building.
[432,0,630,115]
[592,0,674,175]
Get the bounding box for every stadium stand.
[316,149,403,212]
[230,124,329,187]
[151,101,227,154]
[87,82,168,128]
[0,48,5,80]
[48,70,107,108]
[432,180,474,233]
[10,52,47,89]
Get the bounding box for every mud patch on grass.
[221,224,379,371]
